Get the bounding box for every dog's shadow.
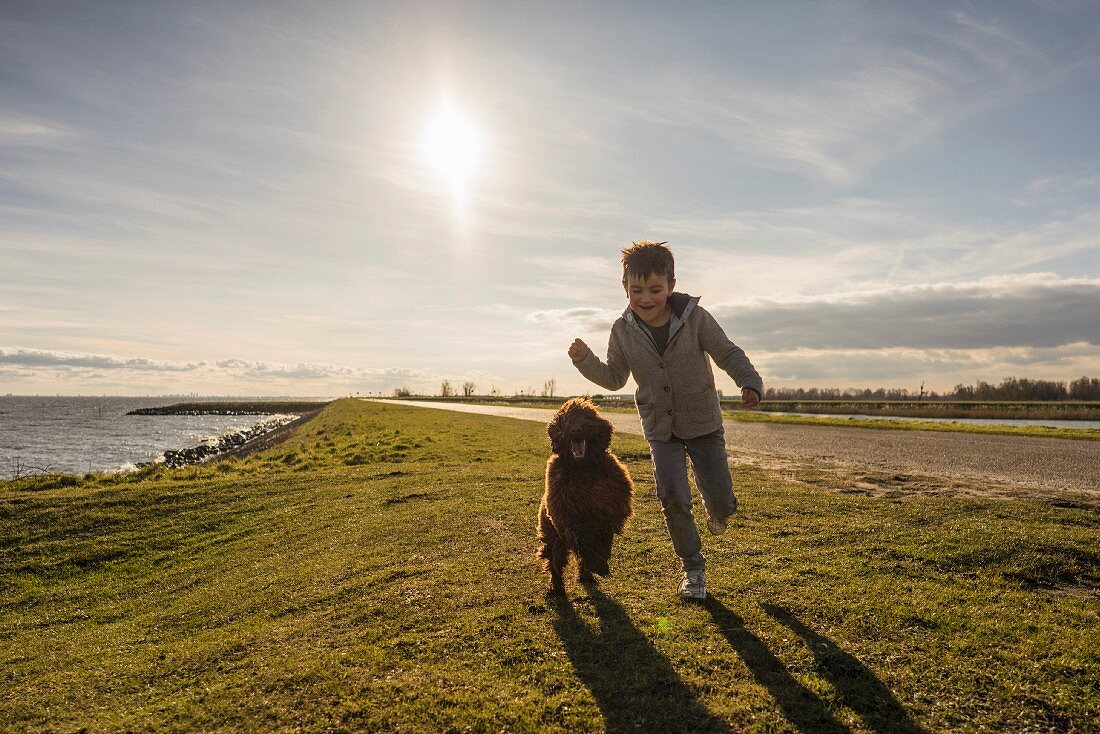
[550,585,731,733]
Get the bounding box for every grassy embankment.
[391,396,1100,441]
[2,399,1097,732]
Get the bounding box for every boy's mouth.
[569,439,587,459]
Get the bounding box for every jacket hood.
[669,292,694,319]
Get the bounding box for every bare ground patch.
[730,450,1100,509]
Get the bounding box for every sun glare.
[422,102,482,195]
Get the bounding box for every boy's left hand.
[741,387,760,408]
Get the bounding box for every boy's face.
[623,271,675,325]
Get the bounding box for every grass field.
[2,399,1097,732]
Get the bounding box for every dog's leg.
[547,545,568,597]
[577,558,596,585]
[574,523,613,578]
[538,504,568,596]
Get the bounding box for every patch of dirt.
[1041,583,1100,600]
[735,453,1100,509]
[383,492,433,506]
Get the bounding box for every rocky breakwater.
[160,416,297,468]
[128,401,325,416]
[127,401,329,469]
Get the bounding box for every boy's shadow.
[702,596,850,733]
[759,603,926,734]
[550,585,731,733]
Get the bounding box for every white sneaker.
[678,571,706,600]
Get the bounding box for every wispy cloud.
[526,307,618,331]
[0,347,436,384]
[644,201,1100,289]
[0,113,77,144]
[604,7,1073,184]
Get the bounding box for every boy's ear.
[668,277,676,291]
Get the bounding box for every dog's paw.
[545,583,567,598]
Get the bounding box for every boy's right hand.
[568,338,591,363]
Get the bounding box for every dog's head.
[547,397,613,462]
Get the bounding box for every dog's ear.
[547,414,561,447]
[593,416,613,454]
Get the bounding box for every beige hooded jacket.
[573,293,763,442]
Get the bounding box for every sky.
[2,0,1098,397]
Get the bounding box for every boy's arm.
[698,308,764,399]
[572,331,631,391]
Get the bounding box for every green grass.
[2,399,1097,732]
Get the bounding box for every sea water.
[0,396,318,479]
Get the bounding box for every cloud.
[0,348,203,371]
[754,343,1098,389]
[525,307,618,331]
[524,275,1100,354]
[710,274,1100,351]
[0,114,77,145]
[0,347,436,384]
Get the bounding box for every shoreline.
[153,416,298,469]
[142,402,330,469]
[2,401,330,482]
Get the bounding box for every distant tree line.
[764,376,1100,402]
[764,386,925,400]
[951,376,1100,401]
[389,379,556,399]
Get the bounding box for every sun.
[422,102,483,194]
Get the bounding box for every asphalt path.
[370,400,1099,494]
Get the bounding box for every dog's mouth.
[569,439,587,459]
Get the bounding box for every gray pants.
[649,427,737,573]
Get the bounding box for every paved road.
[370,400,1099,494]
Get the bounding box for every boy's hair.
[621,240,675,284]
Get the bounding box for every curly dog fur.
[538,398,634,595]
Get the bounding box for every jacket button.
[658,362,665,368]
[667,409,673,416]
[663,386,670,392]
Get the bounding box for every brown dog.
[538,398,634,595]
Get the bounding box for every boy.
[568,241,762,600]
